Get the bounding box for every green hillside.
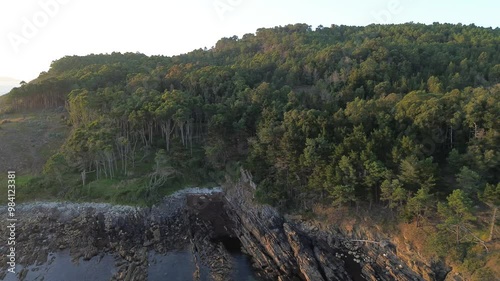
[1,22,499,278]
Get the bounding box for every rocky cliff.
[0,176,451,281]
[223,169,450,281]
[0,188,238,281]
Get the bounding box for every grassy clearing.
[0,174,41,205]
[0,109,218,206]
[0,158,218,206]
[0,172,184,206]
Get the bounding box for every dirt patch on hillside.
[0,109,69,175]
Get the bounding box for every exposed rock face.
[327,222,451,281]
[223,172,353,281]
[291,219,435,281]
[0,198,190,281]
[0,188,239,281]
[185,192,235,281]
[223,170,449,281]
[0,179,450,281]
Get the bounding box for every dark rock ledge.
[223,169,450,281]
[0,176,449,281]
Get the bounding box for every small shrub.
[462,255,486,275]
[471,267,495,281]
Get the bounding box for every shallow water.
[3,251,116,281]
[3,249,262,281]
[220,237,262,281]
[148,250,205,281]
[148,249,261,281]
[341,251,366,281]
[231,254,261,281]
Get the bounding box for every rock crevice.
[223,170,449,281]
[1,182,449,281]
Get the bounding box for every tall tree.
[481,183,500,241]
[438,189,475,244]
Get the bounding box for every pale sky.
[0,0,499,88]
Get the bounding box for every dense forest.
[1,23,499,277]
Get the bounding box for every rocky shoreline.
[1,179,450,281]
[222,170,447,281]
[0,188,238,281]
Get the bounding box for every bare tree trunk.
[81,169,86,187]
[113,151,118,176]
[489,206,497,242]
[187,122,193,154]
[450,125,453,148]
[162,119,175,152]
[95,160,100,180]
[140,128,147,145]
[149,123,153,145]
[130,135,138,169]
[179,122,185,146]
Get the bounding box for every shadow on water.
[341,251,367,281]
[216,236,264,281]
[2,248,366,281]
[149,242,263,281]
[3,251,116,281]
[148,250,210,281]
[149,236,264,281]
[5,241,263,281]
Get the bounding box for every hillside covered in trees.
[1,22,499,278]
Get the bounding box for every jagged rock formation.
[224,171,355,280]
[0,198,190,281]
[223,170,449,281]
[0,181,450,281]
[0,188,236,281]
